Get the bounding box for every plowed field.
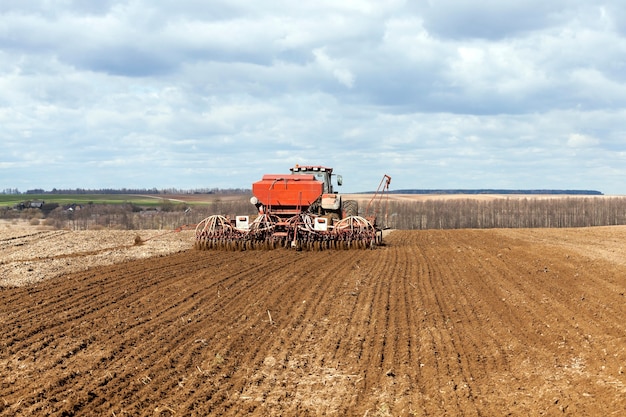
[1,225,625,416]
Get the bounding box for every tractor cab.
[290,165,342,194]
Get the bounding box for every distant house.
[63,203,83,211]
[14,200,45,210]
[29,200,45,209]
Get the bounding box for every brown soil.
[1,224,625,416]
[0,221,194,287]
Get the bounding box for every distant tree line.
[6,197,257,231]
[1,188,21,195]
[4,188,603,196]
[378,197,626,229]
[1,188,249,228]
[3,194,626,231]
[1,188,251,195]
[389,189,604,195]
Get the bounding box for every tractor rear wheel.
[343,200,358,218]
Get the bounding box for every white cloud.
[567,133,600,148]
[1,1,626,194]
[313,48,355,88]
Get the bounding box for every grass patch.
[0,194,188,208]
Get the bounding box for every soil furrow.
[1,228,625,415]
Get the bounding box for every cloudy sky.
[2,1,626,194]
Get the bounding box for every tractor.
[195,165,390,250]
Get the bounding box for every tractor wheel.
[343,200,358,218]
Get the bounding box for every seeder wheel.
[195,215,241,250]
[333,216,378,250]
